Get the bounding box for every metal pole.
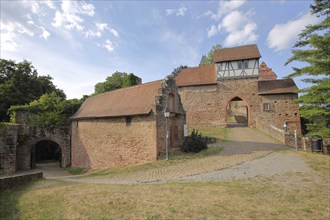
[165,116,169,160]
[294,130,298,151]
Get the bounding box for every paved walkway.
[57,127,292,184]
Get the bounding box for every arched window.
[168,93,175,112]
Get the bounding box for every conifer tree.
[285,0,330,137]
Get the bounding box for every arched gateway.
[175,44,302,135]
[226,96,249,127]
[15,126,70,171]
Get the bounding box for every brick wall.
[178,79,260,128]
[258,93,301,135]
[71,115,157,169]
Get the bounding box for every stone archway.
[226,96,249,127]
[31,140,62,169]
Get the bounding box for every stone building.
[176,44,301,135]
[71,75,185,169]
[0,124,70,174]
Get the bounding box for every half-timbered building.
[176,44,302,138]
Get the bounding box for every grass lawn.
[0,151,329,220]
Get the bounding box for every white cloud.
[52,1,95,31]
[39,26,50,40]
[267,13,319,51]
[99,39,114,52]
[177,6,187,16]
[110,29,119,37]
[205,0,257,46]
[205,0,246,21]
[96,23,108,31]
[224,22,258,46]
[84,30,101,38]
[0,0,55,51]
[207,25,218,37]
[84,22,119,38]
[165,9,175,16]
[221,10,245,33]
[0,29,20,52]
[165,5,187,16]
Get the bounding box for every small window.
[238,61,242,69]
[263,103,270,111]
[125,116,132,127]
[244,61,249,69]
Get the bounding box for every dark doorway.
[226,97,248,127]
[31,140,61,168]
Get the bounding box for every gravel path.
[174,152,311,182]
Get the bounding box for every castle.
[0,44,301,173]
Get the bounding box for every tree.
[0,59,65,121]
[285,0,330,137]
[200,44,222,66]
[8,92,83,128]
[94,71,141,94]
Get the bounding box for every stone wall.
[258,93,301,135]
[0,172,42,191]
[302,137,330,154]
[71,115,157,169]
[0,125,19,174]
[16,126,70,170]
[178,79,260,128]
[0,124,70,174]
[155,75,185,156]
[178,78,302,136]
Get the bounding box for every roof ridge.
[91,80,162,99]
[220,44,257,50]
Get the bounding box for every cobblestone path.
[59,127,290,184]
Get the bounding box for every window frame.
[263,103,271,111]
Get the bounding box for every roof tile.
[71,80,162,119]
[258,79,298,95]
[214,44,261,63]
[176,64,217,87]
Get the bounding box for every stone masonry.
[71,73,185,169]
[0,124,70,174]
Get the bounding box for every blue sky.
[0,0,319,99]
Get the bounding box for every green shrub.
[180,129,208,153]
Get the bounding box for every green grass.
[193,127,228,140]
[299,151,330,175]
[1,128,328,219]
[1,157,329,220]
[65,167,87,175]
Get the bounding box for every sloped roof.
[258,79,298,95]
[71,80,162,119]
[176,64,217,87]
[214,44,261,63]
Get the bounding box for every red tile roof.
[214,44,261,63]
[258,79,298,95]
[71,80,162,119]
[176,64,217,87]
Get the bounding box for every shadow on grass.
[0,180,40,219]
